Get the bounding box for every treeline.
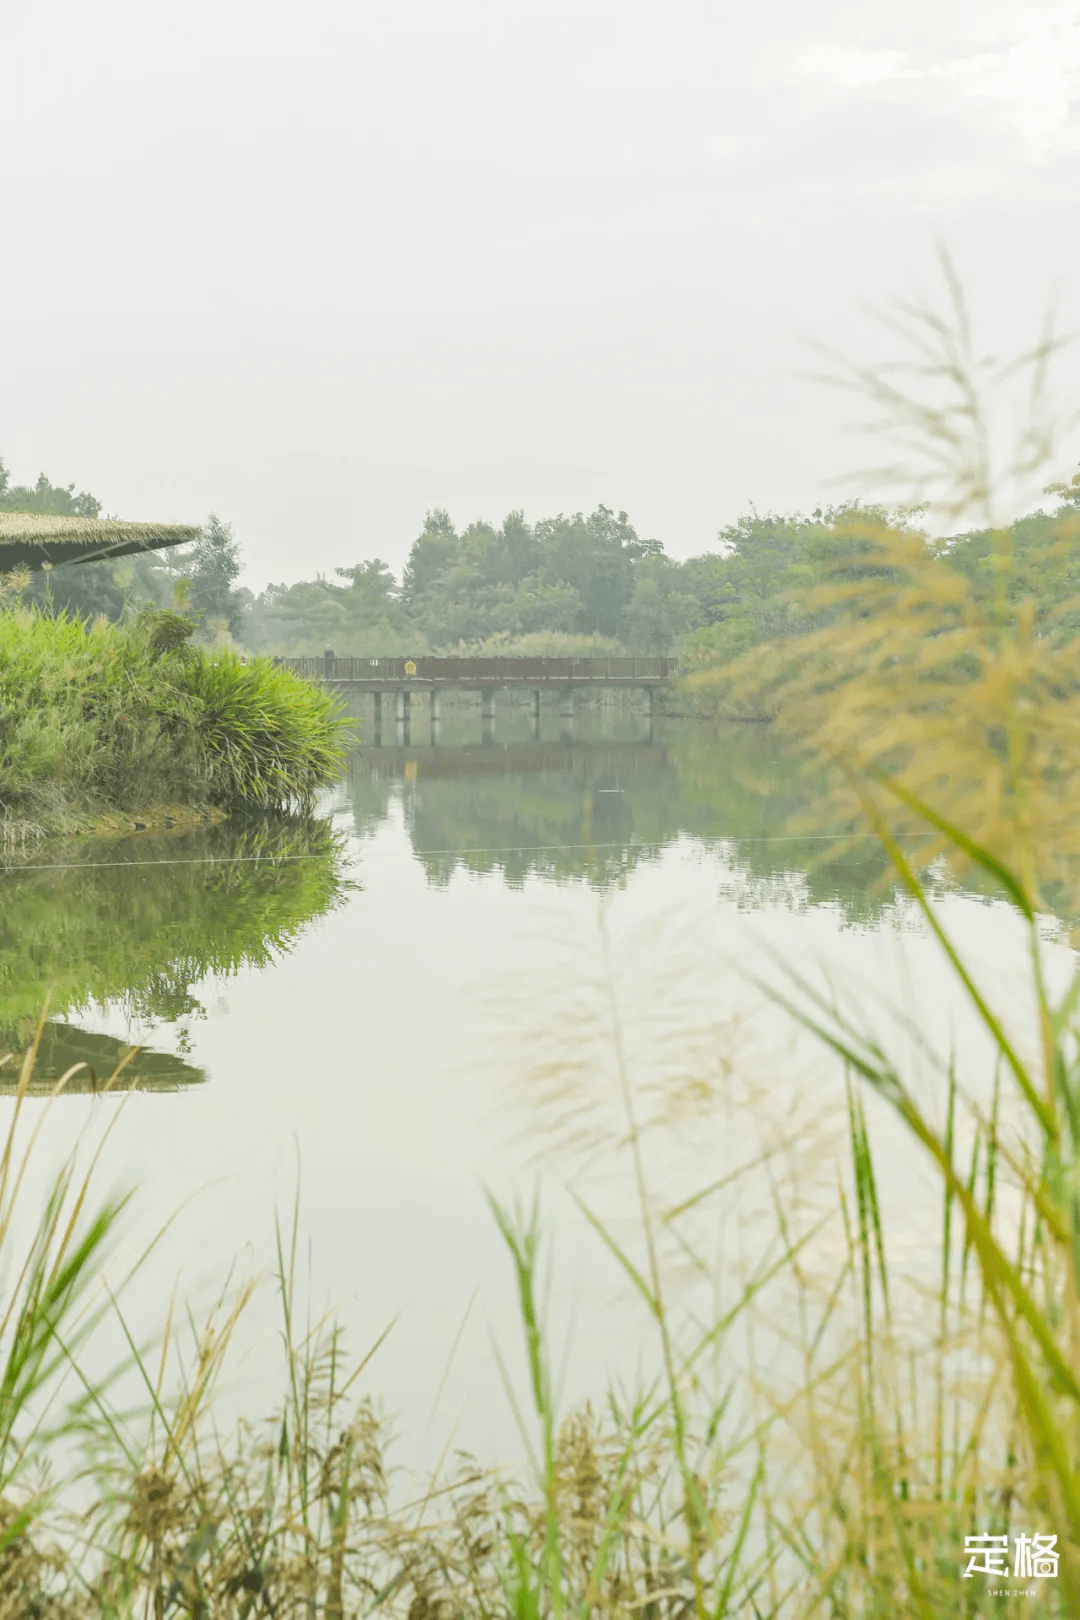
[6,451,1080,666]
[0,458,100,516]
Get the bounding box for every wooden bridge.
[274,653,676,691]
[272,654,677,742]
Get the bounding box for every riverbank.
[1,803,230,850]
[1,605,354,840]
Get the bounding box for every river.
[0,709,1065,1473]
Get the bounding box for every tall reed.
[706,257,1080,1612]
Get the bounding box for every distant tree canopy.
[236,501,915,660]
[0,455,101,518]
[239,505,683,658]
[400,505,664,646]
[241,556,407,658]
[6,448,1080,666]
[181,514,246,635]
[932,473,1080,637]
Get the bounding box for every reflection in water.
[1,1023,205,1094]
[0,716,1036,1471]
[348,738,669,888]
[0,719,1002,1097]
[343,719,905,915]
[0,816,349,1092]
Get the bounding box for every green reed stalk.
[758,773,1080,1610]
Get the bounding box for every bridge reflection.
[364,691,656,747]
[346,738,668,783]
[343,732,673,890]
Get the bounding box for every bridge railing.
[273,655,677,683]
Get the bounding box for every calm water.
[0,711,1066,1467]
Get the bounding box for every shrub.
[185,648,352,811]
[0,606,353,828]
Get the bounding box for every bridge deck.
[274,655,677,690]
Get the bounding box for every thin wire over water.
[0,831,892,875]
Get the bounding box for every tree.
[181,514,245,636]
[536,506,660,638]
[398,503,661,649]
[242,556,409,657]
[401,509,460,610]
[0,455,101,516]
[623,556,698,654]
[334,558,399,613]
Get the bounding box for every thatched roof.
[0,513,200,572]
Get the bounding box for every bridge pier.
[430,688,441,745]
[531,689,541,739]
[396,689,411,746]
[644,684,654,743]
[481,687,497,744]
[373,690,382,745]
[559,687,576,738]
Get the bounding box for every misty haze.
[2,3,1080,1614]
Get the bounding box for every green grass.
[0,602,354,833]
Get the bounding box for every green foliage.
[178,513,245,637]
[936,499,1080,638]
[400,505,664,650]
[185,649,353,811]
[622,554,699,655]
[688,501,1080,915]
[0,1060,129,1496]
[0,606,201,821]
[138,605,196,660]
[241,556,407,658]
[0,455,101,518]
[452,629,628,657]
[240,504,687,657]
[0,816,348,1040]
[483,1191,759,1620]
[0,607,354,827]
[676,505,878,674]
[27,563,128,623]
[234,478,1080,671]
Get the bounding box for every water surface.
[0,715,1060,1466]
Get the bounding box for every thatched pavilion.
[0,512,199,572]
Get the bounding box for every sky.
[2,0,1079,589]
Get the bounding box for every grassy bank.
[0,603,353,838]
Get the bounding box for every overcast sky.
[2,0,1079,588]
